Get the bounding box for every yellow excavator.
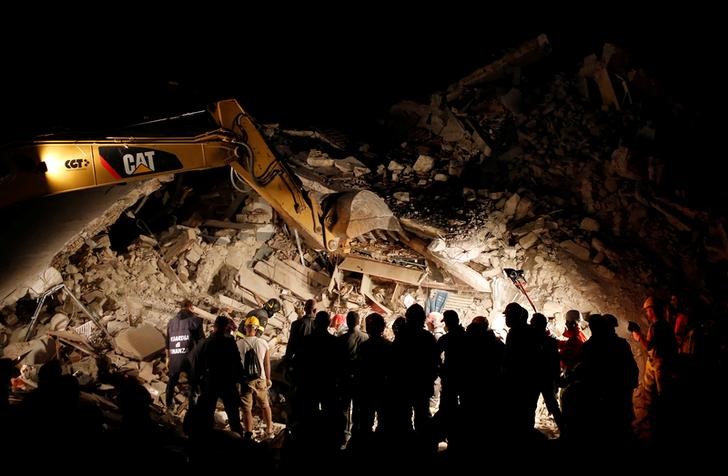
[0,99,400,251]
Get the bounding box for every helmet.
[237,316,262,337]
[264,298,281,315]
[565,309,581,323]
[245,316,261,329]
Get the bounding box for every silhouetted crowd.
[1,293,725,471]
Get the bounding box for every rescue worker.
[632,296,677,441]
[247,298,282,336]
[236,317,274,438]
[165,299,204,411]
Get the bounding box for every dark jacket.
[166,311,204,361]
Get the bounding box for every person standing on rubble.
[530,312,563,431]
[284,299,316,432]
[165,299,204,411]
[336,311,368,447]
[237,316,274,439]
[188,315,245,436]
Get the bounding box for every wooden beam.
[338,257,424,285]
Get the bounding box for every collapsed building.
[1,35,725,447]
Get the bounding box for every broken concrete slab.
[254,258,319,300]
[393,192,410,202]
[428,238,484,263]
[413,155,436,174]
[559,240,591,261]
[306,149,335,167]
[503,194,521,218]
[515,196,533,220]
[519,232,539,250]
[114,324,165,361]
[334,156,370,176]
[236,198,273,224]
[580,217,600,232]
[256,224,276,242]
[235,267,279,304]
[284,259,331,287]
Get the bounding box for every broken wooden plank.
[254,259,317,300]
[338,257,424,285]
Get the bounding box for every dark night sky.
[2,21,719,136]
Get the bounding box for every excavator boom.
[0,100,399,251]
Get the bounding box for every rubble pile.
[265,36,724,335]
[0,180,478,424]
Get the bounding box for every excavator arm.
[0,99,399,251]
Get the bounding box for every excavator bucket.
[326,190,401,239]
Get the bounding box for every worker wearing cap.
[236,316,273,438]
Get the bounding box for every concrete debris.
[393,192,410,202]
[237,198,273,224]
[306,149,335,167]
[518,232,539,250]
[413,155,436,174]
[334,156,370,177]
[114,324,166,361]
[502,194,521,218]
[559,240,591,262]
[580,217,600,232]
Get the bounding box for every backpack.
[242,346,261,382]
